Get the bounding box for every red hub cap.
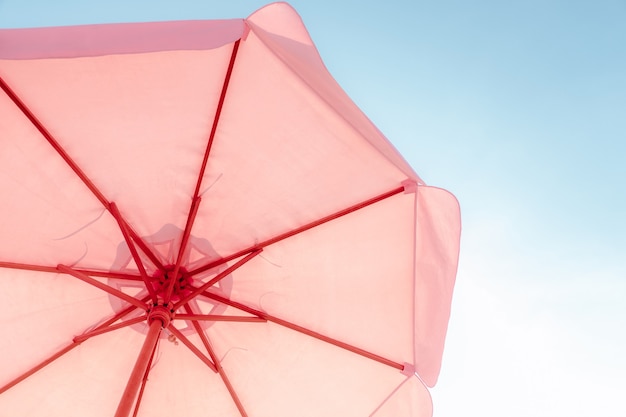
[151,265,193,302]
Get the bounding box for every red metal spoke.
[174,314,265,323]
[166,325,217,373]
[0,75,108,206]
[178,197,201,269]
[189,186,405,276]
[0,75,164,273]
[73,315,147,343]
[164,196,200,303]
[126,227,165,271]
[100,273,144,282]
[166,40,241,303]
[201,290,406,371]
[57,264,148,311]
[0,343,77,396]
[0,297,147,394]
[101,295,150,326]
[183,304,249,417]
[183,306,215,358]
[173,249,261,310]
[192,39,241,201]
[0,261,143,280]
[110,202,158,303]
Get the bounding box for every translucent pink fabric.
[0,3,461,416]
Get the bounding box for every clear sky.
[1,1,625,416]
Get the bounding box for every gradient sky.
[1,1,625,416]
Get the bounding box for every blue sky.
[2,1,625,416]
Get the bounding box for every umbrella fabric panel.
[128,331,242,417]
[0,269,114,389]
[221,190,417,365]
[206,319,432,417]
[0,324,147,417]
[246,3,420,182]
[0,325,241,417]
[0,46,237,252]
[0,90,123,269]
[0,314,432,417]
[194,24,411,259]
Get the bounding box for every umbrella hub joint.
[151,265,193,302]
[147,303,174,327]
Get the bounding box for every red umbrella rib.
[202,291,406,372]
[189,185,405,276]
[0,74,164,272]
[167,39,241,303]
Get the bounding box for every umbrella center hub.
[151,265,194,301]
[147,304,173,327]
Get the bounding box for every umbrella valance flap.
[0,19,246,59]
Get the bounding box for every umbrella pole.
[114,318,163,417]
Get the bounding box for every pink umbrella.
[0,3,461,416]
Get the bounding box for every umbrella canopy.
[0,3,461,416]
